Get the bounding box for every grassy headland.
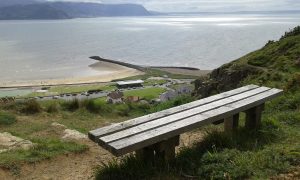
[95,27,300,179]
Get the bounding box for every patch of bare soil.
[0,130,205,180]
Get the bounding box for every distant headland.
[0,1,151,20]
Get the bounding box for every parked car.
[53,96,59,99]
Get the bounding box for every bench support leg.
[135,136,180,162]
[135,147,155,163]
[155,135,180,162]
[245,103,265,129]
[224,113,239,132]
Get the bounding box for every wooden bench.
[89,85,283,161]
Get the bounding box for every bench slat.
[99,86,270,144]
[89,84,259,142]
[106,88,282,156]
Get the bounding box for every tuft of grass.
[0,138,88,170]
[61,99,80,112]
[0,112,17,125]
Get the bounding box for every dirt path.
[0,131,204,180]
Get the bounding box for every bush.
[248,54,271,67]
[84,99,101,113]
[281,26,300,39]
[115,104,130,116]
[21,100,42,114]
[285,73,300,92]
[0,112,17,125]
[61,99,80,111]
[46,102,60,113]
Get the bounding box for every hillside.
[96,27,300,179]
[195,26,300,96]
[0,2,151,20]
[0,4,70,20]
[0,0,38,8]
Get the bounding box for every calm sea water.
[0,14,299,82]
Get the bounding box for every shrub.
[285,73,300,92]
[248,54,271,67]
[61,99,80,111]
[0,112,17,125]
[115,104,130,116]
[281,26,300,39]
[21,100,42,114]
[84,100,101,113]
[46,102,60,113]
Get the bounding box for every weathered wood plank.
[106,88,282,156]
[88,85,259,142]
[99,87,270,144]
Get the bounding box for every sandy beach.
[0,61,144,88]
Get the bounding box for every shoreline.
[0,57,211,89]
[0,61,143,88]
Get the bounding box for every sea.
[0,14,299,82]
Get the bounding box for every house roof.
[108,91,124,99]
[116,80,144,86]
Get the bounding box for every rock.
[0,132,34,153]
[51,122,66,128]
[195,63,262,97]
[62,129,87,141]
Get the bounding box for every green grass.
[49,84,115,94]
[0,138,87,172]
[0,112,17,126]
[124,87,166,101]
[23,84,116,98]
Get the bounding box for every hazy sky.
[47,0,300,12]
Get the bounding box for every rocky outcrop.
[0,132,34,153]
[195,63,262,98]
[62,129,87,141]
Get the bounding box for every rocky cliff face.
[194,62,262,98]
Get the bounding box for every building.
[107,91,124,104]
[175,86,193,95]
[116,80,144,89]
[159,90,177,102]
[126,96,140,103]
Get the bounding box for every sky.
[46,0,300,12]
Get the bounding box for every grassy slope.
[96,27,300,179]
[124,87,166,101]
[0,85,193,172]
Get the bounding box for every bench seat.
[89,85,282,157]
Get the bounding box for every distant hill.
[0,0,38,8]
[49,2,151,18]
[0,1,151,20]
[0,4,70,20]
